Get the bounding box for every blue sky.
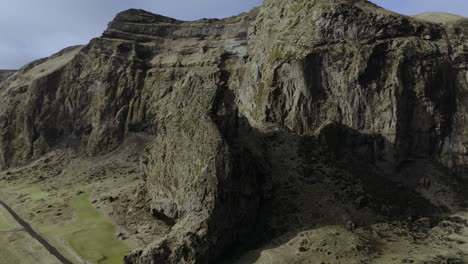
[373,0,468,17]
[0,0,466,69]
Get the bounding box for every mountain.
[0,0,467,263]
[412,12,466,24]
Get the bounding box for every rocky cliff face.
[0,0,467,263]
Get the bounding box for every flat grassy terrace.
[41,193,131,264]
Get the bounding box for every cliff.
[0,0,467,263]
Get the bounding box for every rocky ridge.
[0,0,467,263]
[0,70,16,83]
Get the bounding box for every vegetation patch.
[65,194,130,264]
[0,231,60,264]
[38,194,131,264]
[288,0,316,16]
[0,207,14,230]
[267,43,297,64]
[19,186,48,201]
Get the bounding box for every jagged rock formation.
[0,0,467,263]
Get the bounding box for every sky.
[0,0,466,69]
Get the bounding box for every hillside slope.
[0,1,467,263]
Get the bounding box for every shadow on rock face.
[219,121,467,264]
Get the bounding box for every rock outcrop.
[0,70,15,83]
[0,0,467,263]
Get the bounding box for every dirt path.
[0,200,73,264]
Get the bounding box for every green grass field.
[0,208,13,230]
[0,207,60,264]
[0,231,61,264]
[65,194,131,264]
[40,194,131,264]
[19,186,48,200]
